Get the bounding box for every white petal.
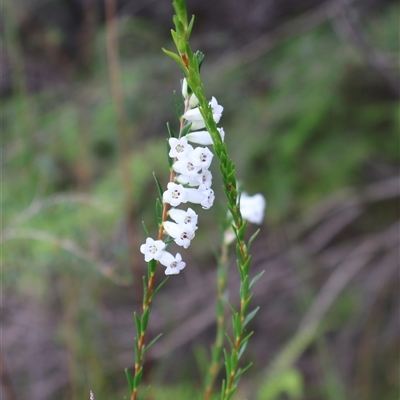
[240,193,266,224]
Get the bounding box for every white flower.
[140,238,165,262]
[159,251,186,275]
[173,157,202,178]
[240,192,266,224]
[169,137,194,159]
[186,127,225,145]
[163,221,195,248]
[163,182,188,207]
[181,107,205,131]
[181,78,199,108]
[201,187,215,209]
[190,147,214,170]
[169,207,198,231]
[196,170,213,188]
[176,169,213,188]
[182,97,223,131]
[185,185,215,209]
[209,97,223,123]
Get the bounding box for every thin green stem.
[167,2,257,398]
[203,234,230,400]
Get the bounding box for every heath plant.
[123,1,266,399]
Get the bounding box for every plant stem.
[130,97,191,400]
[203,236,229,400]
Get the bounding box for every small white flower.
[182,78,199,108]
[169,137,194,159]
[182,97,223,131]
[169,207,198,230]
[163,221,195,248]
[190,147,214,170]
[240,192,266,224]
[181,107,205,131]
[185,185,215,209]
[159,251,186,275]
[173,157,202,178]
[186,127,225,145]
[163,182,188,207]
[140,237,165,262]
[201,187,215,209]
[209,97,223,123]
[177,169,213,188]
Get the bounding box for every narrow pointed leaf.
[141,221,150,237]
[134,312,141,338]
[156,198,163,226]
[173,90,183,118]
[180,122,192,138]
[166,122,176,138]
[153,172,164,201]
[243,306,260,328]
[144,333,163,354]
[248,228,260,251]
[152,277,169,298]
[249,270,265,289]
[125,368,134,393]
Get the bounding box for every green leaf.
[162,47,185,70]
[138,386,151,400]
[250,270,265,289]
[235,361,253,381]
[153,172,164,201]
[187,15,195,39]
[195,50,205,71]
[180,122,192,138]
[248,228,260,251]
[141,221,150,237]
[134,337,139,364]
[133,367,143,388]
[144,333,163,354]
[166,122,176,138]
[223,349,231,376]
[152,277,169,298]
[243,306,260,327]
[238,340,248,360]
[156,198,163,226]
[173,91,183,118]
[134,312,141,338]
[142,276,148,308]
[125,368,134,393]
[141,307,151,332]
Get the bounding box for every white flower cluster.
[140,80,224,275]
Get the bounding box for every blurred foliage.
[2,2,399,399]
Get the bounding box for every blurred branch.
[1,228,129,286]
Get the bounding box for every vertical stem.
[130,97,191,400]
[104,0,139,290]
[203,237,229,400]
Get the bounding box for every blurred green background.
[2,0,399,399]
